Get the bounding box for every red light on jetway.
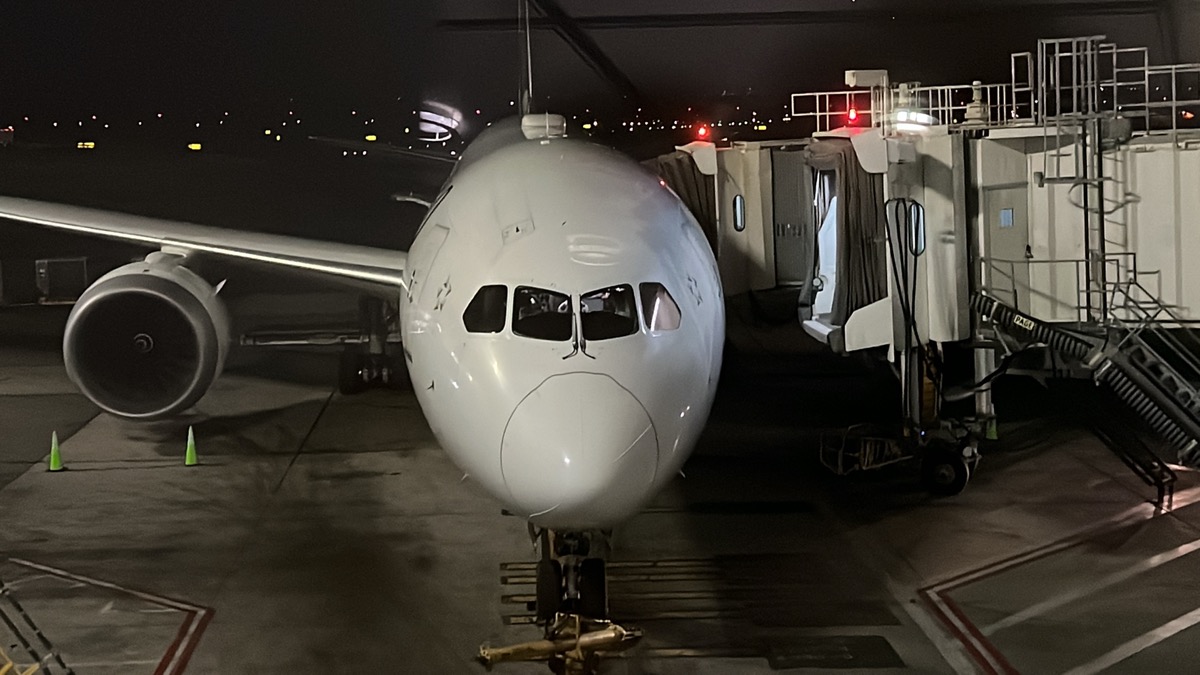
[848,108,859,123]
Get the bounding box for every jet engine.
[63,253,230,419]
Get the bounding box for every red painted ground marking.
[918,485,1200,673]
[7,558,214,675]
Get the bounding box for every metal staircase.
[1094,281,1200,466]
[974,285,1200,499]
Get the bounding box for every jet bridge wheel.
[921,441,972,496]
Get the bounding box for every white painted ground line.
[1060,605,1200,675]
[982,536,1200,635]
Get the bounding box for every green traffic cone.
[185,426,198,466]
[48,431,64,472]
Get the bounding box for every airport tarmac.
[4,300,1200,675]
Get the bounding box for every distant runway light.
[274,135,281,141]
[91,115,97,120]
[365,134,378,142]
[187,143,202,151]
[264,129,272,135]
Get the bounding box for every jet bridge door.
[770,148,817,293]
[982,186,1031,312]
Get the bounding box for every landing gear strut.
[337,295,408,394]
[479,529,641,674]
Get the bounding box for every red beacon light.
[696,125,710,138]
[848,108,859,123]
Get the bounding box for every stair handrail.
[1106,277,1200,386]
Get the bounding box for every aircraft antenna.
[518,0,535,115]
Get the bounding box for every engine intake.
[64,256,229,419]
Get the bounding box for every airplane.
[0,111,725,668]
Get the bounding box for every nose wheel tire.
[536,559,564,623]
[577,558,607,620]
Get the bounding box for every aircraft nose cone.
[502,373,658,527]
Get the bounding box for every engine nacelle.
[64,253,230,419]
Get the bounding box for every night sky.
[1,2,1195,134]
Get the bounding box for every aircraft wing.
[0,196,407,288]
[308,135,458,166]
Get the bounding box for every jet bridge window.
[581,285,638,340]
[463,285,508,333]
[513,286,573,341]
[639,282,682,332]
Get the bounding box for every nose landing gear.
[478,529,642,674]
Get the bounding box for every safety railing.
[980,253,1147,326]
[1107,278,1200,376]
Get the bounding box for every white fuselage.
[399,120,724,530]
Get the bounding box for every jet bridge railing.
[980,252,1144,326]
[789,81,1030,134]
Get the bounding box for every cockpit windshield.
[581,285,638,340]
[639,282,681,331]
[513,286,573,341]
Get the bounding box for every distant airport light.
[187,143,202,151]
[696,125,710,138]
[1184,110,1196,120]
[582,123,593,130]
[274,135,281,142]
[848,108,859,123]
[77,141,95,150]
[264,129,272,135]
[365,134,378,142]
[754,124,767,131]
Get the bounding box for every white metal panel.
[1179,147,1200,319]
[714,144,775,295]
[1130,146,1183,310]
[919,134,970,342]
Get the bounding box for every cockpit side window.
[463,285,508,333]
[581,285,638,340]
[513,286,573,341]
[639,282,682,331]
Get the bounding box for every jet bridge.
[660,33,1200,492]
